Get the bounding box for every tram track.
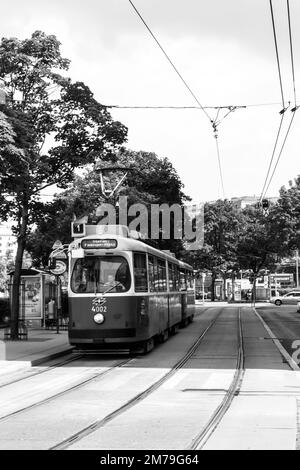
[0,353,83,389]
[0,356,134,423]
[187,307,245,450]
[50,307,226,450]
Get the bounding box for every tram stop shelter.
[8,268,57,329]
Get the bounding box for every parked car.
[270,290,300,306]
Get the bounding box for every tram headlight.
[93,313,105,324]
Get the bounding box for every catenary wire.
[287,0,297,106]
[127,0,212,123]
[262,110,297,198]
[215,137,225,199]
[259,113,285,201]
[128,0,230,197]
[260,0,298,200]
[105,102,281,110]
[269,0,286,109]
[259,0,290,202]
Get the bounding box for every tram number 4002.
[92,305,107,313]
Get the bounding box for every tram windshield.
[71,256,131,293]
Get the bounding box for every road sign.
[50,260,67,276]
[52,240,64,250]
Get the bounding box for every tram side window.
[168,263,179,292]
[179,270,187,291]
[133,253,148,292]
[174,266,180,291]
[153,257,160,291]
[148,256,155,292]
[158,258,167,292]
[187,271,194,289]
[168,263,174,291]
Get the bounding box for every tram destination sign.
[81,239,118,249]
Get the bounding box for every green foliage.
[27,150,190,265]
[185,199,241,273]
[0,30,128,227]
[0,30,128,336]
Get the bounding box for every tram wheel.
[158,329,169,343]
[180,318,189,328]
[131,338,154,355]
[142,337,154,354]
[170,324,179,335]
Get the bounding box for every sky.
[1,0,300,203]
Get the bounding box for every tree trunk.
[211,271,216,302]
[252,275,257,306]
[10,206,28,340]
[222,272,227,300]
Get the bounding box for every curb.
[30,346,75,366]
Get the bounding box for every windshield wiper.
[102,281,123,295]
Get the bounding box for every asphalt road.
[256,304,300,361]
[0,304,299,450]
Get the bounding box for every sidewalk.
[0,327,73,368]
[196,300,273,308]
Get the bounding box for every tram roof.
[74,234,193,270]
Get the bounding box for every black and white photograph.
[1,0,300,454]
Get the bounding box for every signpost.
[49,241,67,334]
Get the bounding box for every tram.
[67,224,195,353]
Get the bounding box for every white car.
[270,291,300,306]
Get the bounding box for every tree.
[27,149,190,265]
[270,177,300,252]
[236,204,289,303]
[0,31,127,338]
[185,199,241,301]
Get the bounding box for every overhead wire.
[127,0,212,123]
[128,0,228,197]
[105,102,281,110]
[259,0,289,202]
[287,0,297,106]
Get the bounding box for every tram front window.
[71,256,131,293]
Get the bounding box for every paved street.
[0,304,299,450]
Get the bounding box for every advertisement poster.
[21,276,42,319]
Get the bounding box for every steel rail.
[51,307,225,450]
[187,307,245,450]
[0,357,133,423]
[0,353,83,389]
